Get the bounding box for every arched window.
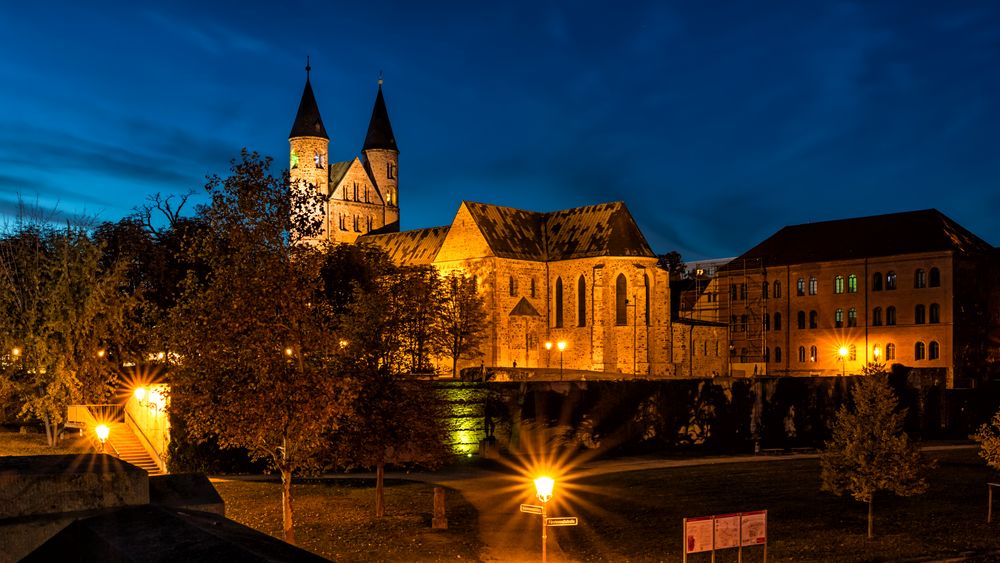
[773,312,782,331]
[797,311,806,329]
[872,307,882,326]
[929,341,939,360]
[775,347,782,362]
[798,346,806,363]
[810,346,818,362]
[915,341,925,360]
[797,278,805,296]
[872,272,883,291]
[886,271,897,290]
[834,275,844,294]
[929,267,941,287]
[577,276,587,327]
[530,278,537,298]
[644,274,650,326]
[929,303,940,324]
[509,276,517,296]
[763,313,770,331]
[848,307,857,327]
[915,269,926,288]
[615,274,628,326]
[762,281,769,300]
[774,281,782,298]
[809,310,818,329]
[809,277,818,295]
[915,304,926,324]
[886,306,897,326]
[885,343,896,360]
[835,308,844,328]
[555,277,564,328]
[703,341,708,356]
[848,274,858,293]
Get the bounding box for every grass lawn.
[553,447,1000,562]
[212,477,483,562]
[0,426,92,456]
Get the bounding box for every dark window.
[740,314,748,332]
[848,274,858,293]
[915,341,925,360]
[740,283,747,301]
[731,285,738,300]
[929,341,939,360]
[886,343,896,360]
[848,307,857,327]
[577,276,586,327]
[809,310,818,329]
[810,346,818,362]
[834,276,844,294]
[764,347,770,363]
[797,278,805,296]
[644,274,650,326]
[929,267,941,287]
[872,307,882,326]
[886,271,897,290]
[915,269,926,289]
[797,311,806,329]
[763,313,770,331]
[509,276,517,296]
[775,347,782,362]
[774,312,782,331]
[615,274,628,326]
[530,278,537,298]
[930,303,940,323]
[798,346,806,362]
[835,308,843,328]
[886,306,896,326]
[774,281,782,298]
[915,304,926,324]
[872,272,883,291]
[809,277,818,295]
[762,281,769,300]
[555,277,564,328]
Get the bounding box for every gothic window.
[797,311,806,329]
[530,278,537,299]
[774,312,782,331]
[762,281,769,300]
[886,306,896,326]
[339,214,346,231]
[797,278,805,296]
[930,303,940,323]
[809,310,818,329]
[886,343,895,360]
[915,304,926,324]
[615,274,628,326]
[775,347,782,362]
[809,277,818,295]
[810,346,818,362]
[872,272,883,291]
[343,185,349,200]
[314,152,324,168]
[835,308,843,328]
[872,307,882,326]
[364,186,370,203]
[848,307,857,327]
[555,277,564,328]
[366,216,372,232]
[578,276,587,327]
[509,276,517,297]
[353,183,359,201]
[644,274,650,326]
[798,346,806,363]
[886,271,897,290]
[929,341,940,360]
[834,275,844,294]
[703,341,708,356]
[915,269,926,289]
[915,341,925,360]
[773,281,781,298]
[848,274,858,293]
[387,162,396,179]
[354,215,361,232]
[929,267,941,287]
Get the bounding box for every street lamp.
[95,424,109,453]
[534,476,554,563]
[838,346,848,377]
[873,345,881,362]
[556,341,566,381]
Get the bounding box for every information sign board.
[713,513,741,549]
[684,516,714,554]
[741,510,767,546]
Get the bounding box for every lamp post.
[534,476,554,563]
[544,341,552,371]
[873,345,881,363]
[556,341,566,381]
[95,424,109,453]
[838,346,848,378]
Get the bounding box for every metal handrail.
[124,407,168,473]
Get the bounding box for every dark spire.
[289,58,328,139]
[362,77,397,152]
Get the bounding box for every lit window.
[834,276,844,294]
[915,269,926,289]
[886,271,897,290]
[290,151,299,169]
[773,312,782,331]
[929,267,941,287]
[885,343,896,360]
[929,341,939,360]
[930,303,940,324]
[848,274,857,293]
[809,277,818,295]
[872,307,882,326]
[798,346,806,363]
[809,310,818,329]
[915,304,926,324]
[886,306,896,326]
[848,307,857,327]
[810,346,817,362]
[797,278,805,296]
[872,272,883,291]
[835,308,843,328]
[774,281,782,298]
[915,341,925,360]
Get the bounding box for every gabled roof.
[509,297,542,317]
[362,84,397,151]
[360,226,450,266]
[727,209,993,269]
[462,201,655,261]
[289,77,328,139]
[328,160,352,186]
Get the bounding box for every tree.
[397,266,446,374]
[166,151,356,544]
[437,271,489,378]
[972,409,1000,471]
[657,251,687,279]
[820,363,930,538]
[0,211,134,446]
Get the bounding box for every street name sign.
[520,504,543,515]
[546,517,578,527]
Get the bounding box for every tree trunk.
[376,462,385,518]
[452,355,458,378]
[867,496,874,539]
[43,415,57,447]
[281,468,295,545]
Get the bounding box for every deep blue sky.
[2,2,998,259]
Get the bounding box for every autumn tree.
[972,409,1000,471]
[0,211,134,446]
[397,266,446,374]
[820,363,930,538]
[166,151,356,544]
[437,271,489,377]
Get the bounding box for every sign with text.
[545,517,578,527]
[713,513,741,549]
[520,504,543,515]
[684,510,767,556]
[741,510,767,546]
[684,516,714,554]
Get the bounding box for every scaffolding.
[718,258,767,377]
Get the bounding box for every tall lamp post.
[95,424,109,453]
[838,346,848,377]
[556,341,566,381]
[534,476,554,563]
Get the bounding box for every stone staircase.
[106,422,162,474]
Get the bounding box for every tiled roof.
[726,209,993,269]
[327,160,352,186]
[359,226,450,266]
[289,78,328,139]
[362,85,397,151]
[463,201,654,261]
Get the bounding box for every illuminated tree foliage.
[972,409,1000,471]
[167,151,356,544]
[437,271,489,378]
[820,363,930,538]
[0,212,134,446]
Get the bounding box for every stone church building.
[289,70,675,376]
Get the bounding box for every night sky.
[2,2,998,259]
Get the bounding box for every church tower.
[289,60,330,241]
[360,78,400,232]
